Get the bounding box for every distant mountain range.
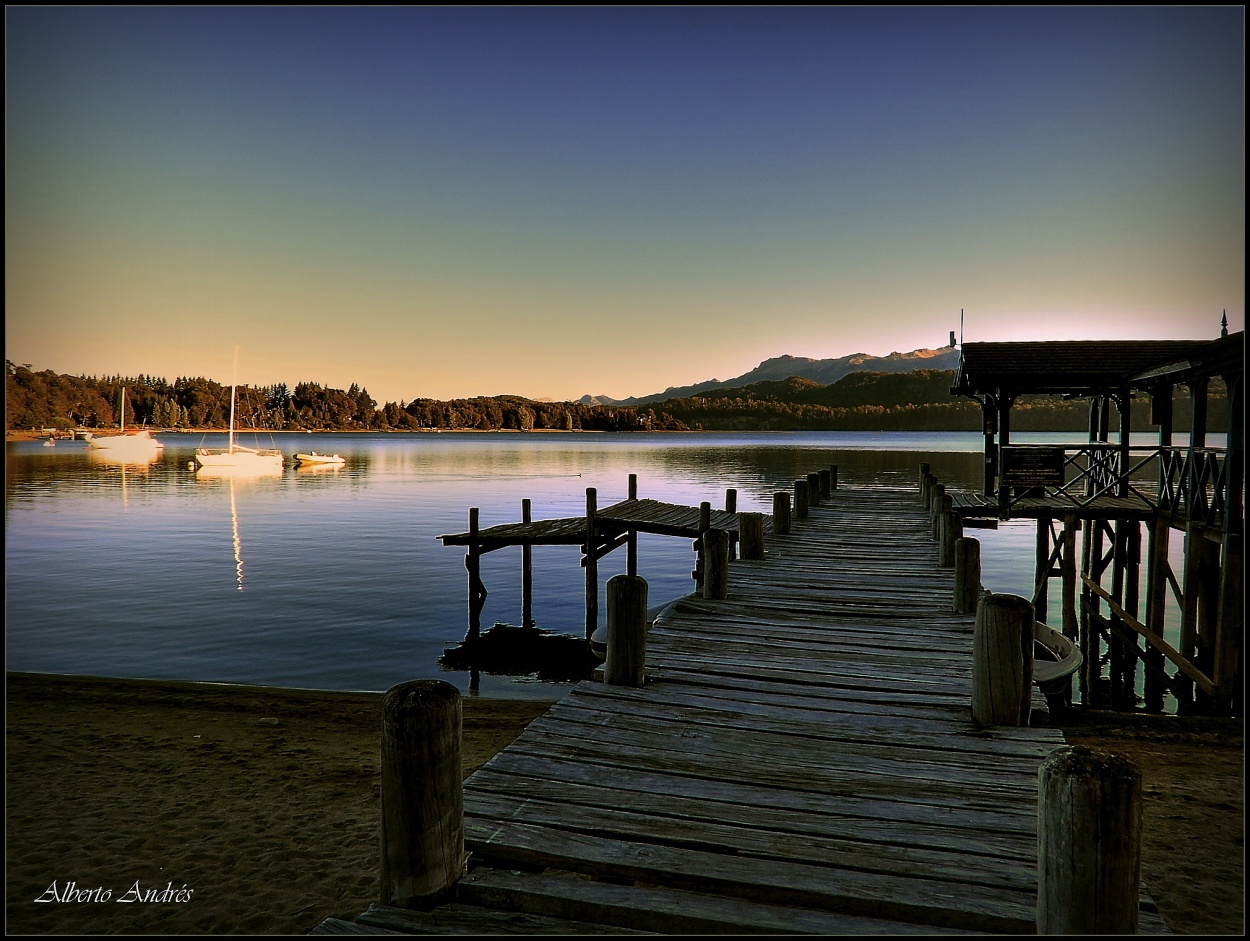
[581,343,962,406]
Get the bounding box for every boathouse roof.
[951,334,1243,397]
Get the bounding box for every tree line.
[6,362,1226,434]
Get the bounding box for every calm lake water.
[4,430,1176,699]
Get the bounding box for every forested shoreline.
[6,362,1225,435]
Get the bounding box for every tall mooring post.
[380,680,465,910]
[1037,747,1142,935]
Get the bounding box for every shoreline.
[5,671,1242,935]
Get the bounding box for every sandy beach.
[5,672,1243,935]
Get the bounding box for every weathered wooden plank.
[470,751,1041,833]
[457,868,967,935]
[464,770,1037,862]
[462,820,1038,934]
[353,901,652,935]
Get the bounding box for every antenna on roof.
[960,308,965,346]
[1221,309,1228,338]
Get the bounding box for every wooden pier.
[318,480,1168,935]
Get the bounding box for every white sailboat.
[87,388,163,461]
[194,350,284,472]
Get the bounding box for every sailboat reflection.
[88,449,157,509]
[196,464,281,590]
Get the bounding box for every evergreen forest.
[6,362,1227,435]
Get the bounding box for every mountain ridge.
[581,343,962,406]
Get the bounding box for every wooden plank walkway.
[439,497,748,549]
[320,485,1169,935]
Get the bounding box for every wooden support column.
[627,474,638,577]
[604,574,647,687]
[1034,517,1051,626]
[584,488,597,640]
[466,507,485,644]
[380,680,465,910]
[1114,389,1131,498]
[793,479,809,519]
[818,469,831,499]
[971,593,1034,727]
[740,512,765,560]
[939,495,956,567]
[693,501,712,588]
[1062,514,1078,644]
[1037,747,1142,935]
[1143,515,1170,712]
[954,537,981,615]
[807,472,821,506]
[521,499,533,628]
[996,391,1013,514]
[930,483,945,541]
[1213,532,1244,711]
[918,462,930,501]
[702,529,729,600]
[725,488,738,560]
[772,491,791,535]
[829,464,838,491]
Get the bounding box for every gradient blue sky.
[6,7,1244,404]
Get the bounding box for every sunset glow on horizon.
[6,7,1244,405]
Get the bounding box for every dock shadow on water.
[440,622,596,683]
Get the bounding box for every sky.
[6,7,1245,405]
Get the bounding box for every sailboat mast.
[228,346,239,453]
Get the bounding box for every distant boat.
[195,349,284,472]
[294,451,345,467]
[87,388,163,460]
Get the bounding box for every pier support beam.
[793,480,809,519]
[605,575,647,687]
[1037,746,1142,935]
[702,528,730,600]
[971,593,1033,726]
[954,537,981,615]
[584,488,597,640]
[740,512,765,560]
[772,491,791,535]
[380,680,465,910]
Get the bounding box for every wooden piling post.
[466,508,484,643]
[627,475,638,577]
[930,483,945,540]
[604,574,647,687]
[380,680,465,910]
[1037,746,1142,935]
[693,502,712,588]
[725,488,738,560]
[794,479,809,519]
[703,528,730,600]
[740,512,765,560]
[818,469,831,499]
[521,499,533,627]
[971,593,1034,726]
[829,464,838,491]
[584,488,597,640]
[772,491,791,535]
[806,472,821,506]
[918,462,930,497]
[939,495,957,567]
[954,537,981,614]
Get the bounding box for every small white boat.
[1034,622,1083,694]
[294,451,345,466]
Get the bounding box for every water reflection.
[4,431,1108,696]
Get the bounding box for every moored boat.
[294,451,345,466]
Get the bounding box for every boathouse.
[949,330,1244,716]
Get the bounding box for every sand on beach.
[5,672,1244,936]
